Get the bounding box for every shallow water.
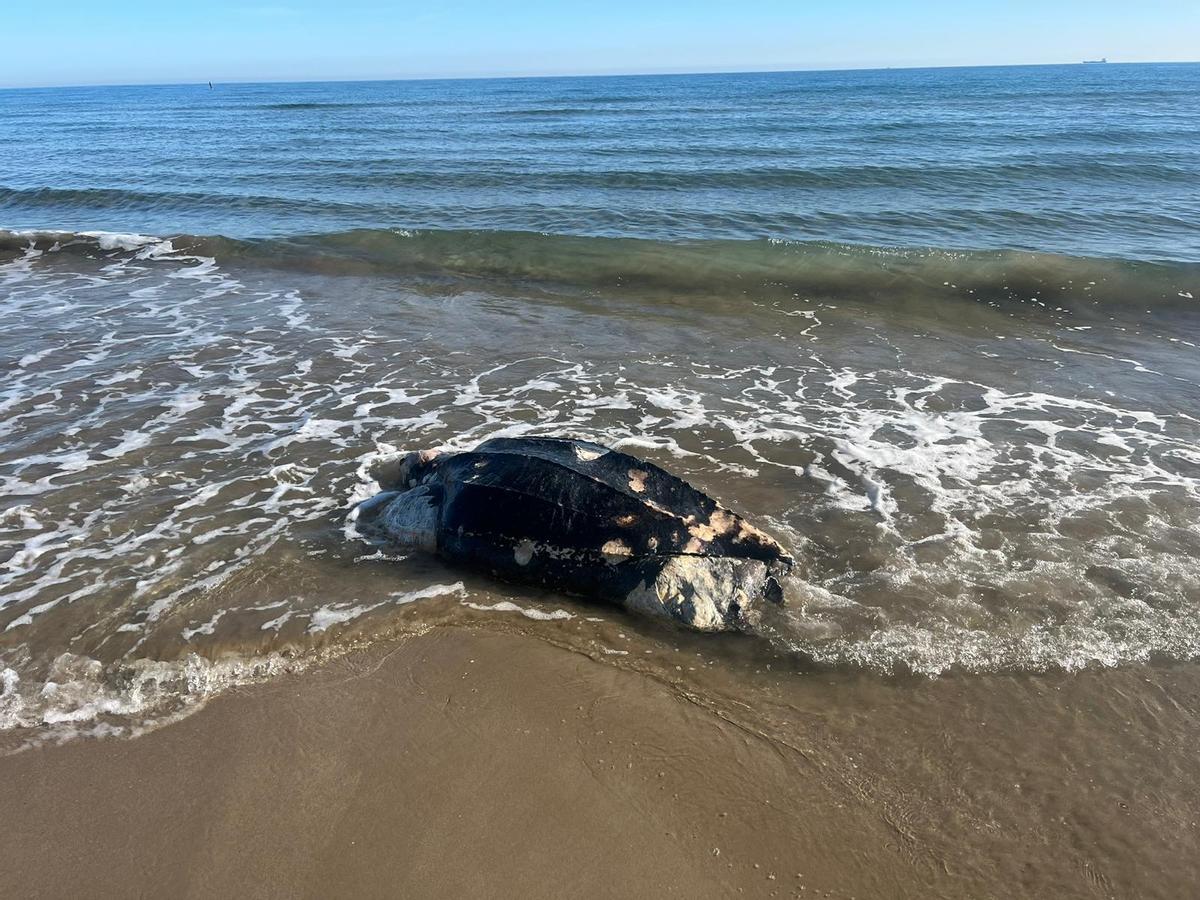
[1,66,1199,743]
[0,227,1197,742]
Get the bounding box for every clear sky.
[2,1,1197,88]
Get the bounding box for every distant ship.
[1082,58,1108,64]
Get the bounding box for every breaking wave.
[2,226,1197,314]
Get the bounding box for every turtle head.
[370,448,444,491]
[354,483,442,553]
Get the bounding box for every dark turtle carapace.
[354,437,793,631]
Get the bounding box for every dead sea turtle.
[354,436,793,632]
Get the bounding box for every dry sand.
[2,628,1197,899]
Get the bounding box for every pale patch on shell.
[614,513,637,526]
[601,539,633,564]
[686,508,738,544]
[684,507,783,556]
[574,445,603,462]
[628,469,649,493]
[732,520,789,560]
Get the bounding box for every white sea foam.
[462,601,575,622]
[0,650,308,745]
[308,583,466,633]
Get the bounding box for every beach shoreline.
[3,626,1197,899]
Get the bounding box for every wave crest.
[3,226,1197,313]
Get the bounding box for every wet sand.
[3,627,1197,899]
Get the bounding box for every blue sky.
[2,1,1197,87]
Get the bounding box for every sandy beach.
[3,627,1196,899]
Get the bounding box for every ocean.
[1,64,1199,746]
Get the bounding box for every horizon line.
[2,58,1198,91]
